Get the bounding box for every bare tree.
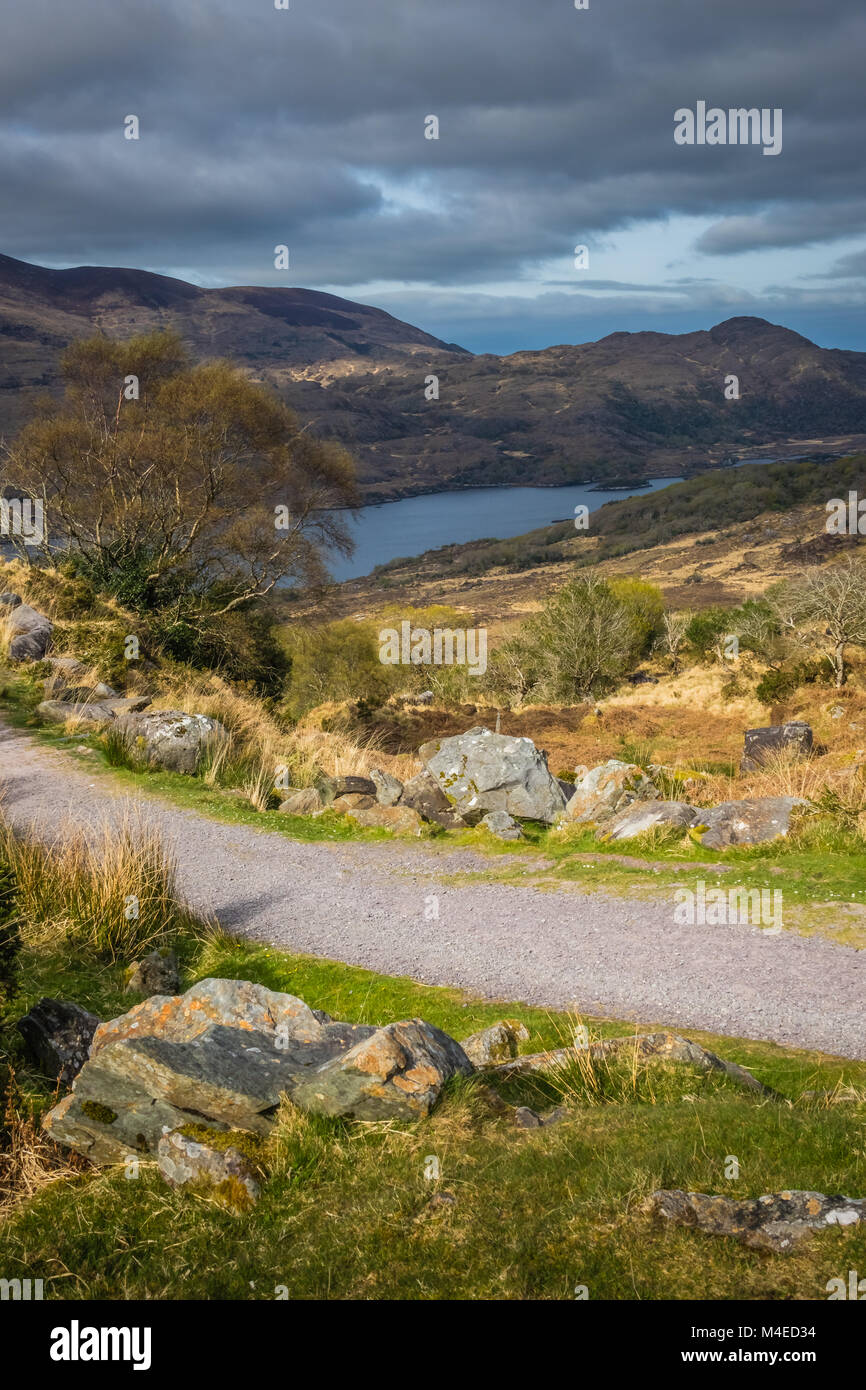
[770,558,866,687]
[659,609,690,673]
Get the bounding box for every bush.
[755,659,833,706]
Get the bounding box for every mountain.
[1,253,865,501]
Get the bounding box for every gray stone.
[157,1127,262,1209]
[697,797,809,849]
[7,602,52,661]
[400,769,468,828]
[370,767,404,806]
[460,1019,530,1066]
[646,1189,866,1253]
[419,726,567,825]
[125,949,180,997]
[601,799,699,841]
[16,998,100,1087]
[0,591,22,608]
[479,810,525,841]
[328,775,377,799]
[565,760,659,824]
[114,709,228,775]
[741,722,813,772]
[278,787,325,815]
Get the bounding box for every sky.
[2,0,865,354]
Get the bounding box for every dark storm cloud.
[0,0,863,339]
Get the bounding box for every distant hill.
[1,253,865,500]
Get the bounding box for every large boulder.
[290,1019,474,1121]
[36,695,151,728]
[114,709,227,775]
[45,979,378,1164]
[42,979,472,1162]
[741,722,813,772]
[418,726,567,825]
[16,998,100,1087]
[564,760,659,824]
[399,769,468,828]
[6,602,52,661]
[697,797,808,849]
[601,799,699,841]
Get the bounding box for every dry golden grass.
[0,1073,86,1216]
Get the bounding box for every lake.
[328,477,683,581]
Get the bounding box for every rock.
[124,949,180,997]
[104,695,152,715]
[114,709,228,775]
[488,1030,776,1097]
[16,998,100,1087]
[415,690,433,704]
[741,722,813,772]
[341,803,424,835]
[460,1019,530,1066]
[646,1189,866,1253]
[514,1107,543,1128]
[6,602,52,661]
[601,799,699,841]
[332,792,376,811]
[45,654,86,676]
[697,797,808,849]
[400,769,468,829]
[0,591,22,608]
[328,775,377,800]
[36,699,125,728]
[278,787,324,815]
[556,779,575,801]
[479,810,525,841]
[370,767,404,806]
[157,1126,262,1210]
[290,1019,474,1121]
[419,726,567,825]
[44,979,377,1163]
[565,760,659,824]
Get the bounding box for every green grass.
[2,831,865,1301]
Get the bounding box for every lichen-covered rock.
[114,709,227,775]
[479,809,525,841]
[6,601,52,661]
[157,1126,263,1210]
[16,998,100,1087]
[419,726,567,825]
[460,1019,530,1066]
[370,768,404,806]
[278,787,324,815]
[601,799,699,841]
[741,722,813,772]
[697,797,809,849]
[290,1019,474,1121]
[565,760,658,824]
[646,1188,866,1252]
[124,949,180,997]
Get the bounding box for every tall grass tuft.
[0,809,202,960]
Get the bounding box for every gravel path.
[2,721,864,1059]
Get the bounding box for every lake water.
[328,477,683,581]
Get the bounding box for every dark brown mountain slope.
[1,253,864,501]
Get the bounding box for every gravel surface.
[3,721,864,1059]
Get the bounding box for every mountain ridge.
[1,253,865,501]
